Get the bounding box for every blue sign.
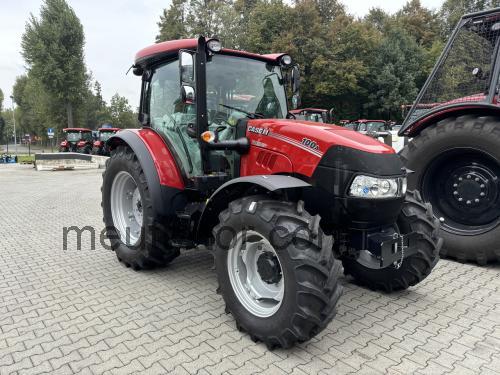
[47,128,54,135]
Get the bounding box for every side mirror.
[179,51,194,84]
[291,94,301,110]
[181,85,195,104]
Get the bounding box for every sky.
[0,0,444,111]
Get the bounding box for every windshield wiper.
[219,104,264,119]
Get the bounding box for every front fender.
[401,103,500,137]
[107,128,186,218]
[196,175,311,242]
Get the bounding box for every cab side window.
[149,60,201,177]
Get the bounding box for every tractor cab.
[290,108,334,123]
[131,37,300,191]
[351,119,390,135]
[93,127,121,156]
[59,128,93,153]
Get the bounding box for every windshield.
[66,132,81,142]
[99,131,116,141]
[366,122,387,132]
[206,55,288,120]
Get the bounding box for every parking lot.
[1,164,500,374]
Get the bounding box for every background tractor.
[92,127,121,156]
[400,8,500,264]
[101,37,441,349]
[345,120,405,152]
[59,128,93,153]
[289,108,334,123]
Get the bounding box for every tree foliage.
[4,0,138,143]
[157,0,492,121]
[21,0,87,127]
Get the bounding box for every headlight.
[349,175,407,199]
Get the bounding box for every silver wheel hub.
[111,171,143,246]
[227,230,284,318]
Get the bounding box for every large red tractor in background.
[101,37,441,348]
[92,127,121,156]
[59,128,93,153]
[400,8,500,264]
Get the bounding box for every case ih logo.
[301,138,320,151]
[248,126,269,136]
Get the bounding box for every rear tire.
[214,196,342,349]
[400,115,500,264]
[342,191,441,292]
[101,146,179,269]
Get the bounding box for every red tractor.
[92,127,121,156]
[289,108,334,123]
[101,37,441,348]
[59,128,93,154]
[400,8,500,264]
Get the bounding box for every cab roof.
[63,128,92,132]
[135,38,286,66]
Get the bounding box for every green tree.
[395,0,440,47]
[21,0,87,128]
[156,0,189,42]
[109,94,138,129]
[365,27,424,120]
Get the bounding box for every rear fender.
[402,103,500,137]
[107,128,186,218]
[196,175,310,242]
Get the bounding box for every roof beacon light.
[207,39,222,53]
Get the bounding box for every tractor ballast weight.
[101,37,441,348]
[399,8,500,264]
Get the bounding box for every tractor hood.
[245,119,393,155]
[244,118,397,178]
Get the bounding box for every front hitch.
[351,229,422,270]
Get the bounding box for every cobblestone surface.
[1,164,500,374]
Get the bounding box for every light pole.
[10,96,17,154]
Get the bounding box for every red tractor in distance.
[400,8,500,264]
[101,37,441,349]
[92,127,121,156]
[289,108,334,123]
[59,128,93,154]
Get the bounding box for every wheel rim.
[227,230,284,318]
[110,171,143,246]
[422,148,500,235]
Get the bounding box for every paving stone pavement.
[1,164,500,374]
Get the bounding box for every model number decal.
[301,138,319,151]
[248,126,269,136]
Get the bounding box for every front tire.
[214,196,342,349]
[342,191,441,292]
[101,146,179,269]
[400,115,500,264]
